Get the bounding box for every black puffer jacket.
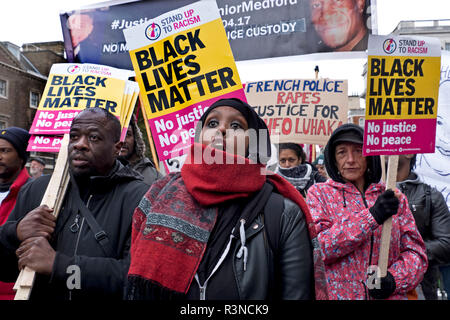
[128,117,163,185]
[397,172,450,299]
[132,157,163,185]
[397,172,450,266]
[0,160,149,300]
[186,196,313,300]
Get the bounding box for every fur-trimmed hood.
[129,115,146,162]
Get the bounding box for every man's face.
[310,0,365,48]
[0,138,22,182]
[119,126,135,160]
[30,160,44,176]
[68,14,94,48]
[396,154,414,172]
[68,111,122,178]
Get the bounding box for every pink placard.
[363,118,436,156]
[149,90,247,161]
[27,135,63,153]
[30,110,82,135]
[120,126,128,142]
[30,110,121,136]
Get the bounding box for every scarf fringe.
[126,275,186,300]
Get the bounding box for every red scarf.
[0,167,30,300]
[181,144,314,231]
[0,167,30,225]
[127,144,328,299]
[181,144,266,206]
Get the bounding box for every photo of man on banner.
[309,0,370,52]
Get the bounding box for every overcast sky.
[0,0,448,45]
[1,0,449,95]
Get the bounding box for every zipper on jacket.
[70,214,80,233]
[360,191,368,208]
[363,191,374,265]
[195,231,235,300]
[69,195,92,300]
[359,189,374,300]
[69,217,84,301]
[73,195,92,257]
[198,284,206,300]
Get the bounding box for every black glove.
[369,189,399,225]
[368,271,396,299]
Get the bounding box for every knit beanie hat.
[312,154,325,166]
[0,127,31,166]
[194,98,272,164]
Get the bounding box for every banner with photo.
[60,0,376,69]
[244,78,348,145]
[123,0,246,162]
[363,35,441,156]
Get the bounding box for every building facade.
[0,42,47,130]
[392,19,450,51]
[0,41,66,174]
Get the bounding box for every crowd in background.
[0,100,449,300]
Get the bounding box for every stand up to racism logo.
[383,38,397,54]
[145,22,162,41]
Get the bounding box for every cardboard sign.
[244,78,348,145]
[363,35,441,156]
[27,135,63,153]
[29,63,134,135]
[123,0,246,161]
[27,63,139,152]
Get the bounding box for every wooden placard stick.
[138,95,159,171]
[377,154,399,277]
[380,155,386,184]
[14,134,71,300]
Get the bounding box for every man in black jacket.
[396,154,450,299]
[0,107,149,300]
[119,115,163,185]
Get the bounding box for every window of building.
[445,42,450,51]
[359,117,365,128]
[0,115,8,129]
[30,91,40,108]
[0,80,7,98]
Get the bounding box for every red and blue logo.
[67,65,81,74]
[383,39,397,54]
[145,22,162,41]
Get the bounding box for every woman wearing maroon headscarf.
[125,98,328,300]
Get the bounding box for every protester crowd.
[0,99,449,301]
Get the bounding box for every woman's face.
[316,164,328,178]
[335,142,367,188]
[200,106,249,157]
[279,149,302,168]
